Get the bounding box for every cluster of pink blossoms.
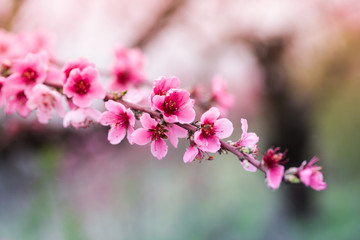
[0,29,326,191]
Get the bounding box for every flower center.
[150,124,168,141]
[41,94,55,108]
[116,71,130,84]
[164,99,179,113]
[74,79,90,95]
[115,113,129,127]
[16,91,27,105]
[22,68,38,85]
[201,123,215,137]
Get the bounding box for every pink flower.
[44,66,63,86]
[262,147,287,189]
[110,46,145,91]
[2,81,31,117]
[150,76,180,108]
[234,118,259,149]
[194,107,233,153]
[62,58,95,84]
[183,143,212,163]
[7,51,48,90]
[152,89,196,123]
[211,75,235,115]
[17,30,53,56]
[26,84,66,124]
[298,157,326,191]
[232,118,260,172]
[183,145,200,163]
[63,107,101,129]
[98,100,135,145]
[167,123,188,148]
[0,77,4,106]
[63,67,106,108]
[131,113,187,160]
[0,30,18,62]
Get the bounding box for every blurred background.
[1,0,360,239]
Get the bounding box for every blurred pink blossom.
[2,80,31,117]
[299,157,327,191]
[63,67,106,108]
[7,51,48,90]
[210,75,235,115]
[26,84,65,124]
[61,58,95,84]
[110,46,146,91]
[63,107,101,129]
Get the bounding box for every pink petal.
[214,118,233,139]
[240,159,258,172]
[167,124,188,148]
[163,114,178,123]
[308,156,319,167]
[131,128,152,145]
[98,111,118,126]
[54,99,66,118]
[183,146,199,163]
[126,126,135,144]
[201,107,220,124]
[151,139,168,160]
[139,113,157,129]
[152,95,165,111]
[63,69,80,97]
[194,133,221,153]
[105,100,126,114]
[241,118,248,136]
[36,107,52,124]
[89,81,106,99]
[126,108,136,127]
[267,165,285,189]
[239,133,259,148]
[81,67,98,83]
[176,102,196,124]
[310,172,327,191]
[299,168,312,186]
[108,125,127,145]
[72,94,92,108]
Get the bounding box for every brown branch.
[44,81,265,173]
[2,0,24,31]
[131,0,186,49]
[115,97,266,173]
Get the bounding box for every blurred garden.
[0,0,360,239]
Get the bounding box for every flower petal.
[183,145,199,163]
[105,100,126,114]
[151,139,168,160]
[214,118,233,139]
[131,128,152,145]
[98,111,118,126]
[108,125,127,145]
[167,124,188,148]
[200,107,220,124]
[139,113,157,129]
[267,165,284,189]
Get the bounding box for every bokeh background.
[1,0,360,239]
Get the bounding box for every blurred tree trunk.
[252,38,314,217]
